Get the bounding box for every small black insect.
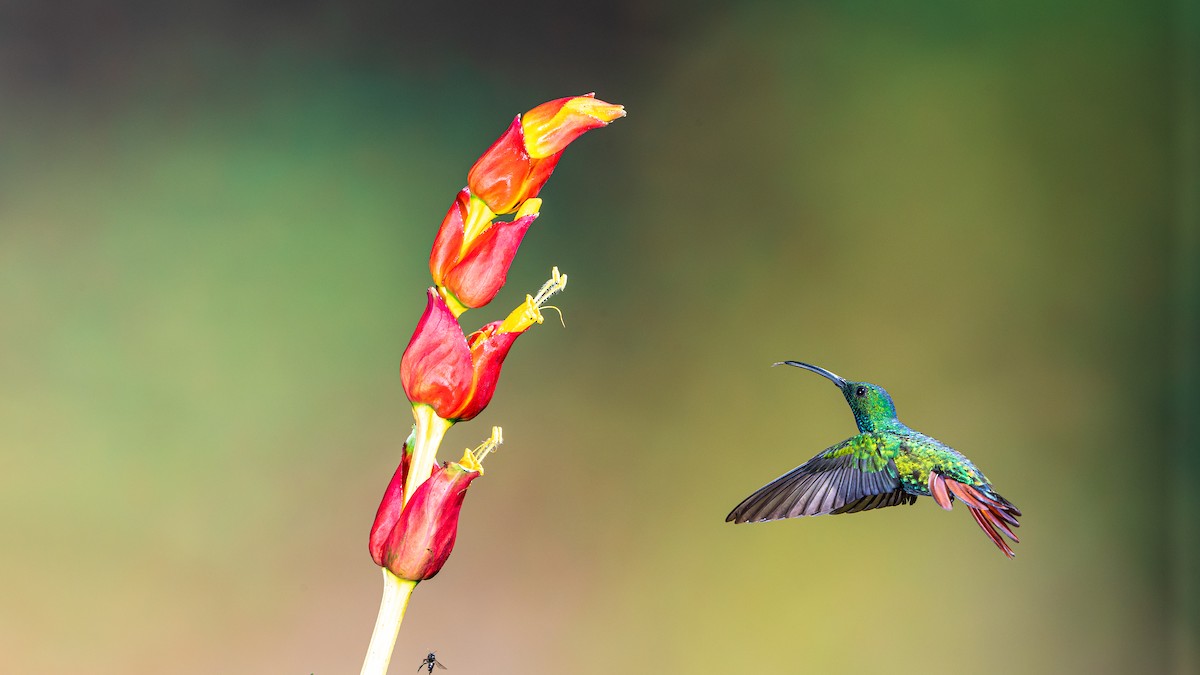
[418,652,447,673]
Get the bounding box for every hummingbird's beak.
[772,361,847,388]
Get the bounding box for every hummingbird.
[726,361,1021,557]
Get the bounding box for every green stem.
[360,569,418,675]
[404,405,453,508]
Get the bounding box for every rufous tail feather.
[929,472,1021,558]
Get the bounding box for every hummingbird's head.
[773,361,900,433]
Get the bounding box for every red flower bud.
[520,93,627,159]
[400,288,543,422]
[368,438,412,564]
[369,448,482,582]
[429,189,539,311]
[467,116,561,215]
[467,94,624,214]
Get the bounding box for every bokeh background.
[2,1,1196,673]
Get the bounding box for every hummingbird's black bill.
[772,361,847,387]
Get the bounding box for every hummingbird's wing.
[726,434,913,523]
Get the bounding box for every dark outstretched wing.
[726,435,912,523]
[831,489,916,514]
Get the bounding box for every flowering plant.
[359,94,623,675]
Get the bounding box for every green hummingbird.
[726,361,1021,557]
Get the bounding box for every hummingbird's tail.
[928,472,1022,558]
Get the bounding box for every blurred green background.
[2,1,1196,673]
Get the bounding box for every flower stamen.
[499,267,569,334]
[533,266,568,306]
[540,304,566,327]
[458,426,503,474]
[473,426,503,465]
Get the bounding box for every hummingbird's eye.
[855,386,867,397]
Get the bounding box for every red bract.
[467,116,561,215]
[369,450,481,582]
[368,438,412,563]
[467,94,624,214]
[521,93,627,159]
[399,289,532,422]
[429,188,538,311]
